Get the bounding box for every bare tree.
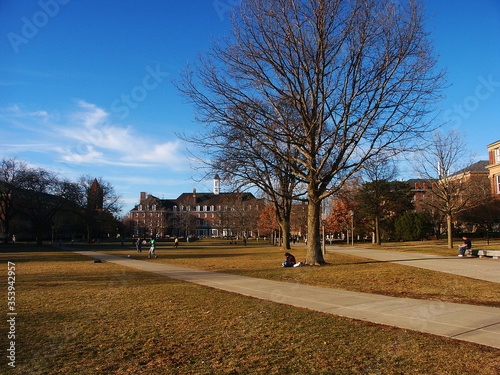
[415,131,486,248]
[0,158,30,243]
[187,101,305,249]
[15,168,76,246]
[72,176,122,242]
[179,0,445,264]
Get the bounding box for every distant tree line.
[0,158,122,245]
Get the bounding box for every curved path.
[69,248,500,350]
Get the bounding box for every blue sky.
[1,0,499,215]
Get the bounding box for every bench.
[465,249,500,259]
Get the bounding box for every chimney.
[193,188,197,203]
[414,183,419,189]
[140,192,146,202]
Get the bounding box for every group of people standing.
[135,237,180,259]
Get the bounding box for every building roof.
[487,139,500,148]
[130,191,258,212]
[453,160,489,175]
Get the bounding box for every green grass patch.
[0,245,499,374]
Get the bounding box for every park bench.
[465,249,500,259]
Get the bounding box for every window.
[497,175,500,194]
[495,149,500,163]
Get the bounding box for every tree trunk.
[305,195,325,265]
[279,219,291,250]
[446,214,453,249]
[375,216,381,245]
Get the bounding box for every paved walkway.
[327,246,500,283]
[69,248,500,350]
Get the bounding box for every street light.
[349,210,354,246]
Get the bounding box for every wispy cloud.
[0,101,188,170]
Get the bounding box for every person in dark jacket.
[282,252,296,267]
[458,236,472,257]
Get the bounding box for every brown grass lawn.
[94,238,500,308]
[1,240,499,374]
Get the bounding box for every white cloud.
[0,101,189,171]
[56,101,187,168]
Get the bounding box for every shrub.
[395,212,433,241]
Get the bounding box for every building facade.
[486,140,500,197]
[129,177,262,239]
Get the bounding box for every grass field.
[1,240,499,374]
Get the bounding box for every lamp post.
[349,210,354,246]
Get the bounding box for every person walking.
[174,237,179,248]
[148,238,158,259]
[136,238,142,253]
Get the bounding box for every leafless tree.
[187,101,305,249]
[179,0,445,264]
[0,158,30,243]
[15,168,76,246]
[414,131,487,248]
[72,176,122,242]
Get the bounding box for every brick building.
[486,140,500,197]
[129,176,262,238]
[408,160,490,211]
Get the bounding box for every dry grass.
[1,242,499,374]
[92,238,500,307]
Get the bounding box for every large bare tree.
[179,0,445,264]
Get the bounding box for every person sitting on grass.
[282,252,296,267]
[458,236,472,257]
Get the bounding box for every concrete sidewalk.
[327,246,500,283]
[70,249,500,350]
